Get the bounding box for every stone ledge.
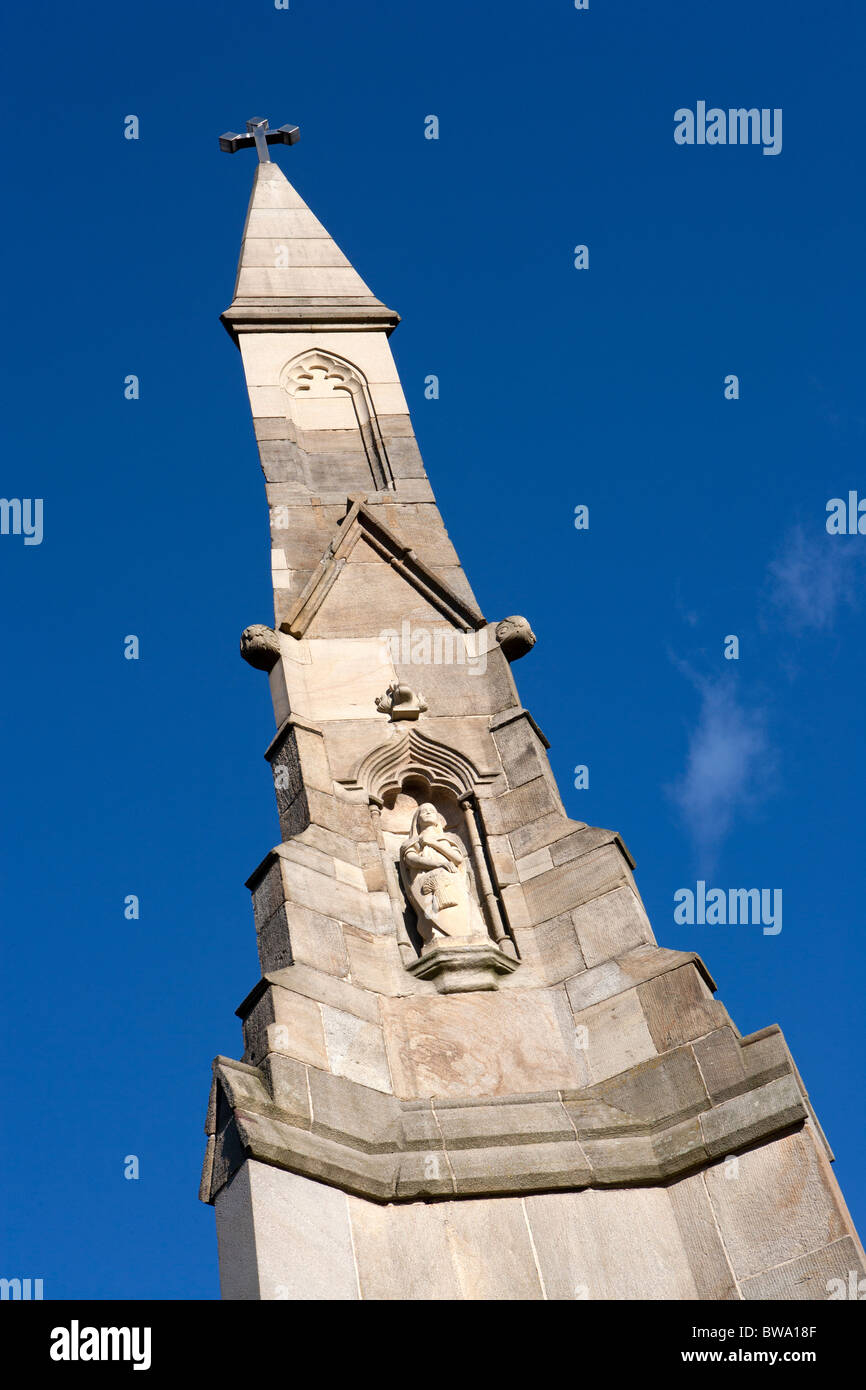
[200,1022,809,1205]
[564,942,717,1013]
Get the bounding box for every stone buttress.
[201,157,865,1301]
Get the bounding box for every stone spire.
[221,161,400,339]
[202,146,866,1303]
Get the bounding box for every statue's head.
[416,803,440,829]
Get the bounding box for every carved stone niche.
[374,778,518,994]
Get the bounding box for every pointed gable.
[280,499,486,639]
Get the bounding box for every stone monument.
[200,122,865,1300]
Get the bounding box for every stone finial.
[240,624,281,672]
[496,615,536,661]
[375,682,427,720]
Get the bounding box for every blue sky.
[1,0,864,1297]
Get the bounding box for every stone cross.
[219,118,300,163]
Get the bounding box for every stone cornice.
[200,1024,809,1206]
[221,303,401,342]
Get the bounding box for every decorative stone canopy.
[338,725,499,805]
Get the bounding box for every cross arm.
[219,124,300,154]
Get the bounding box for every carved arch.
[280,348,395,491]
[339,726,498,807]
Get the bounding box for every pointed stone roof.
[222,162,400,339]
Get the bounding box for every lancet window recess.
[281,349,395,491]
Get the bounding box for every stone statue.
[399,804,480,947]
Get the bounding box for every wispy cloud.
[671,524,862,864]
[668,671,773,871]
[765,524,864,633]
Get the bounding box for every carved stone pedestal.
[407,942,519,993]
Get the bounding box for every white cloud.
[765,525,863,632]
[668,673,773,870]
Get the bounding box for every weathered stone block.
[434,1098,574,1150]
[492,713,553,790]
[307,1067,400,1151]
[578,1133,659,1183]
[668,1171,739,1300]
[436,1199,545,1299]
[295,897,353,970]
[394,1149,454,1199]
[498,882,531,932]
[399,1102,441,1150]
[347,1199,466,1300]
[653,1117,708,1177]
[268,988,329,1070]
[255,904,293,975]
[638,963,730,1051]
[380,989,589,1100]
[281,855,374,932]
[692,1027,749,1102]
[381,435,427,479]
[477,775,564,837]
[262,1053,311,1129]
[520,843,635,928]
[515,846,554,881]
[263,963,380,1023]
[506,911,585,986]
[740,1236,866,1300]
[550,825,633,867]
[216,1162,359,1301]
[571,885,655,968]
[510,811,583,861]
[392,652,514,720]
[525,1188,699,1300]
[448,1139,591,1194]
[321,1003,392,1093]
[251,858,284,932]
[573,987,657,1085]
[703,1127,850,1282]
[564,946,712,1014]
[699,1074,806,1159]
[306,787,376,841]
[343,926,411,996]
[586,1045,708,1126]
